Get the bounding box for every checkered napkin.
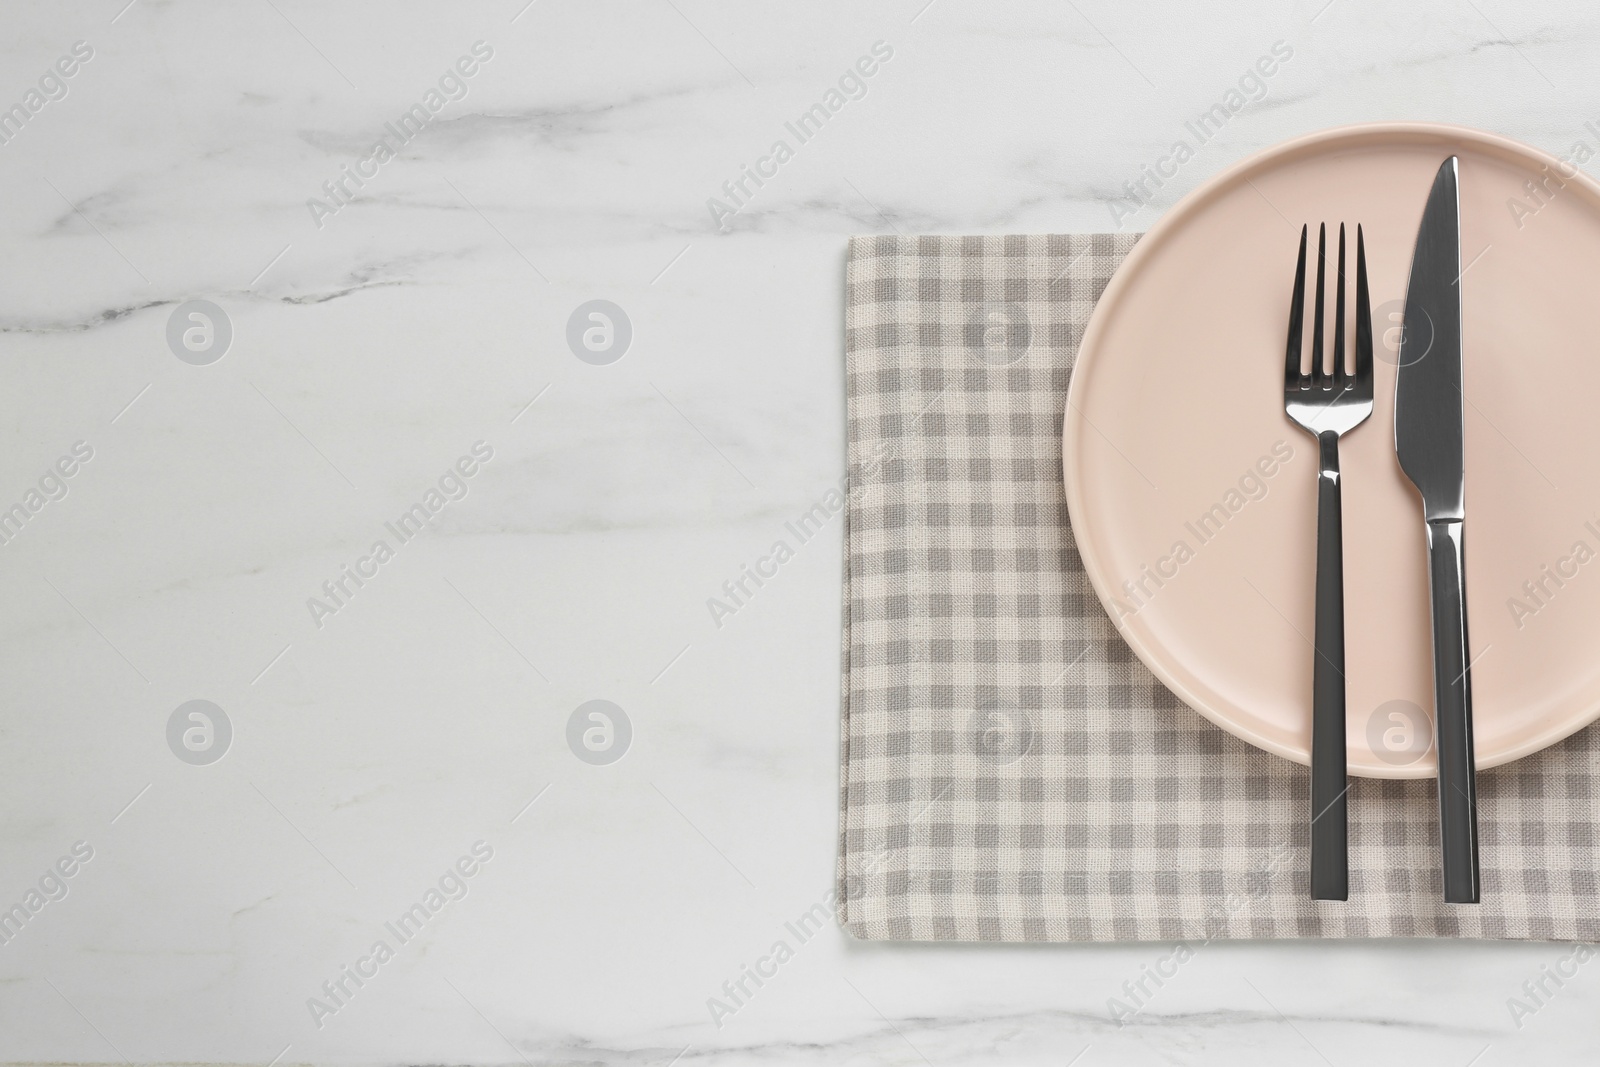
[837,232,1600,942]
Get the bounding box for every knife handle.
[1425,518,1480,903]
[1310,431,1349,900]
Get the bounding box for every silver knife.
[1395,156,1479,903]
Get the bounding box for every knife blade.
[1395,155,1480,903]
[1396,159,1466,520]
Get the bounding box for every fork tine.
[1285,224,1308,385]
[1333,223,1347,383]
[1354,223,1373,387]
[1311,223,1327,384]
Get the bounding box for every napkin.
[837,232,1600,941]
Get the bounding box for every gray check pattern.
[837,232,1600,942]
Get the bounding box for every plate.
[1063,122,1600,778]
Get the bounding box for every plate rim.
[1061,120,1600,779]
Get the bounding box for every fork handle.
[1311,430,1349,900]
[1425,518,1480,903]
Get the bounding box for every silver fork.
[1283,222,1373,901]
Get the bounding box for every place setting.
[840,122,1600,939]
[27,4,1600,1058]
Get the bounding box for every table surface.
[1,1,1597,1064]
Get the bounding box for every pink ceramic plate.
[1064,122,1600,778]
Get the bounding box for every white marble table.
[1,1,1597,1063]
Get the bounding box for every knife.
[1395,156,1480,904]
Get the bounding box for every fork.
[1283,222,1373,901]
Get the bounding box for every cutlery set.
[1285,157,1479,903]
